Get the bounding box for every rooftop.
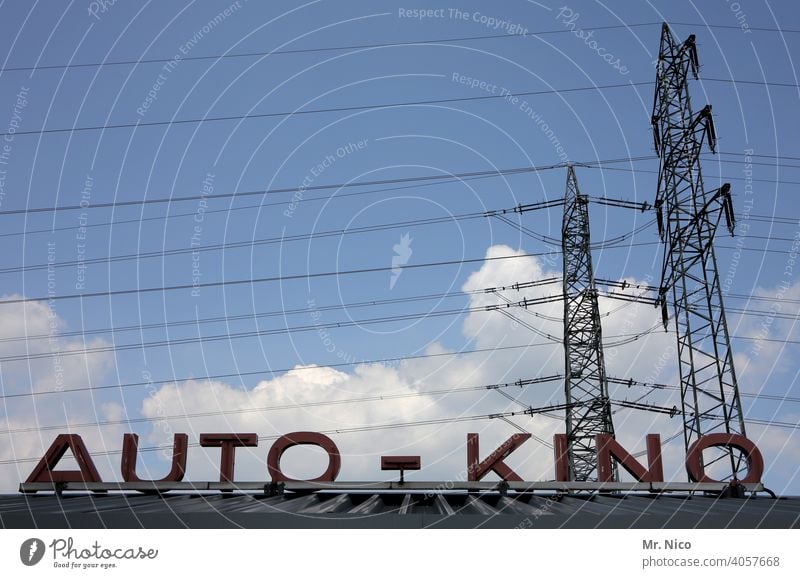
[2,489,798,529]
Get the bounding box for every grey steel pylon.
[651,23,746,479]
[562,165,616,482]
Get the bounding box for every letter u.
[121,433,188,485]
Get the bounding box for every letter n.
[121,433,188,483]
[25,434,102,483]
[595,434,664,482]
[467,433,530,481]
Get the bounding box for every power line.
[2,236,797,308]
[0,250,554,307]
[0,163,564,217]
[1,190,790,255]
[1,158,648,218]
[495,209,656,250]
[727,293,800,306]
[703,77,800,89]
[8,274,800,364]
[3,294,794,385]
[597,277,800,308]
[0,340,559,400]
[613,402,800,431]
[748,216,800,225]
[669,22,800,34]
[494,306,561,344]
[591,194,800,226]
[2,200,585,276]
[6,152,800,220]
[0,296,567,363]
[611,399,677,416]
[0,81,651,139]
[2,75,797,141]
[2,152,799,219]
[0,23,665,73]
[729,233,800,243]
[2,20,797,75]
[593,163,800,187]
[611,152,800,173]
[732,335,800,346]
[0,375,564,436]
[3,193,797,283]
[611,280,800,312]
[608,376,800,406]
[0,277,562,345]
[3,370,795,440]
[705,158,800,171]
[0,209,494,275]
[717,151,800,163]
[718,244,800,256]
[740,418,800,430]
[0,321,717,402]
[0,286,482,344]
[694,152,800,171]
[0,169,507,239]
[727,306,800,321]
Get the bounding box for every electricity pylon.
[561,165,616,482]
[651,23,746,479]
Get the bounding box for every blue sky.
[0,0,798,494]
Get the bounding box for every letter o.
[685,433,764,483]
[267,431,341,482]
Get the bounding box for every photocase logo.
[390,233,413,289]
[19,538,46,566]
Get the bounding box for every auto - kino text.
[22,430,765,488]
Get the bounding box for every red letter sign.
[553,434,570,481]
[121,433,188,483]
[200,433,258,483]
[596,434,664,482]
[467,433,530,481]
[267,432,341,482]
[685,433,764,483]
[25,434,102,483]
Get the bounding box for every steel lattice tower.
[651,23,746,478]
[562,165,616,482]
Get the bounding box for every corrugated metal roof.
[2,492,798,528]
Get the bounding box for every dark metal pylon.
[562,165,616,482]
[651,23,746,479]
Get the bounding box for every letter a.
[25,434,102,483]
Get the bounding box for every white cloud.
[0,297,119,490]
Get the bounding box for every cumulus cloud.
[730,280,800,385]
[0,297,119,490]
